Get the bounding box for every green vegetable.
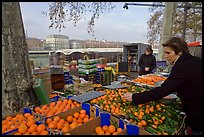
[145,126,158,134]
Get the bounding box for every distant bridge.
[29,48,123,55]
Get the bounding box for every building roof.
[55,48,123,55]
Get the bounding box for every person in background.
[122,37,202,135]
[138,46,156,75]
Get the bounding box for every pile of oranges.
[94,125,123,135]
[46,109,93,135]
[2,113,49,135]
[49,93,59,98]
[132,75,167,86]
[93,84,102,88]
[34,99,80,118]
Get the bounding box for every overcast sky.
[20,2,153,43]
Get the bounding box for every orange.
[39,130,49,135]
[79,113,86,119]
[117,128,123,133]
[34,107,40,112]
[50,102,56,107]
[57,100,63,105]
[46,118,52,125]
[80,109,86,114]
[59,119,65,124]
[68,99,73,104]
[141,120,147,126]
[14,133,22,135]
[137,122,143,127]
[97,130,105,135]
[27,115,34,120]
[63,99,68,105]
[64,123,70,128]
[108,125,116,134]
[102,125,109,132]
[26,120,35,127]
[41,105,48,111]
[46,111,54,118]
[112,131,119,135]
[77,117,83,124]
[31,131,38,135]
[10,123,18,130]
[62,126,70,134]
[65,104,71,110]
[71,104,76,109]
[95,126,102,133]
[66,116,73,123]
[48,121,57,129]
[73,112,80,119]
[138,115,143,120]
[24,113,31,118]
[24,132,30,135]
[134,112,138,117]
[105,131,111,135]
[83,117,89,123]
[53,116,61,122]
[37,124,46,133]
[57,122,64,130]
[72,118,78,123]
[18,124,28,134]
[28,124,37,133]
[69,122,78,130]
[6,116,13,121]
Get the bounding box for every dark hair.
[162,37,189,55]
[145,46,153,54]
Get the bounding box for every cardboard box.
[68,112,125,135]
[2,108,51,135]
[68,112,151,135]
[47,103,100,135]
[48,103,99,120]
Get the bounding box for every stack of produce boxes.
[78,59,98,81]
[64,71,73,85]
[50,66,65,91]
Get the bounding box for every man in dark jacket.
[138,47,156,75]
[123,37,202,135]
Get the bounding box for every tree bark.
[158,2,177,60]
[2,2,38,116]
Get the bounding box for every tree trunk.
[158,2,177,60]
[2,2,38,116]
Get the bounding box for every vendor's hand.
[122,93,133,102]
[145,67,150,71]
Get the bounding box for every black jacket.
[132,53,202,131]
[138,54,156,75]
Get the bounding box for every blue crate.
[156,61,167,67]
[65,79,73,84]
[50,96,60,102]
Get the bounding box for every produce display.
[2,113,49,135]
[131,74,167,87]
[94,124,123,135]
[33,99,80,118]
[89,85,185,135]
[46,109,93,135]
[2,73,186,135]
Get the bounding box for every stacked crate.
[33,68,53,95]
[50,66,65,91]
[78,59,99,81]
[64,71,73,84]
